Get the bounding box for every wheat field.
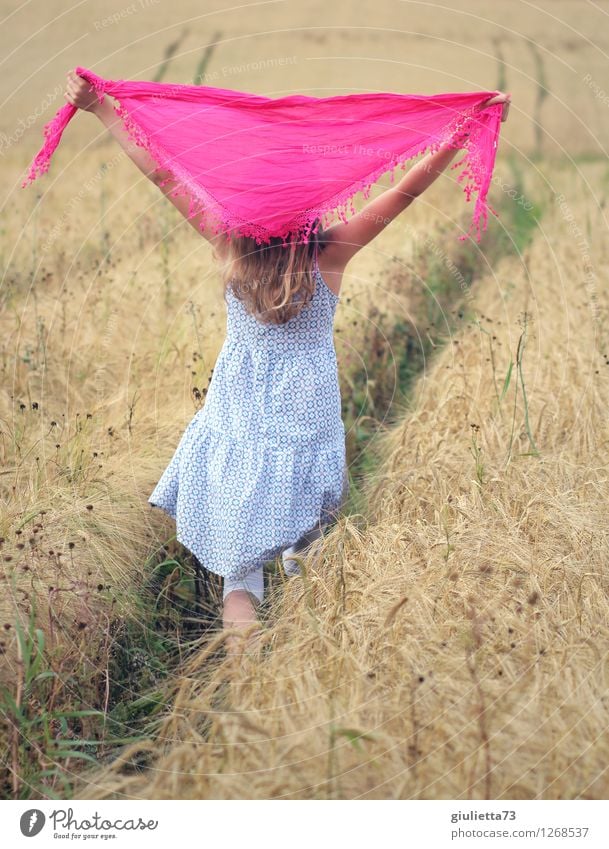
[1,0,608,800]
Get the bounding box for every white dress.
[148,260,349,581]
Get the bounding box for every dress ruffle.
[148,415,348,580]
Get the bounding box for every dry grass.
[67,161,609,800]
[1,0,608,800]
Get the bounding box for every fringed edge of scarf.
[21,75,502,245]
[108,97,501,245]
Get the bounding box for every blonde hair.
[214,221,328,325]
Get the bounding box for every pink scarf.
[22,66,504,243]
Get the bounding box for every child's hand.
[452,91,511,147]
[64,69,102,112]
[477,91,511,122]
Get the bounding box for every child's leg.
[282,522,326,576]
[222,565,264,656]
[223,564,265,606]
[283,466,349,576]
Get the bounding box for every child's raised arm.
[65,71,172,184]
[322,144,463,262]
[65,70,223,246]
[322,91,511,268]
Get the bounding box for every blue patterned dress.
[148,260,349,582]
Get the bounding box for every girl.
[64,70,510,656]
